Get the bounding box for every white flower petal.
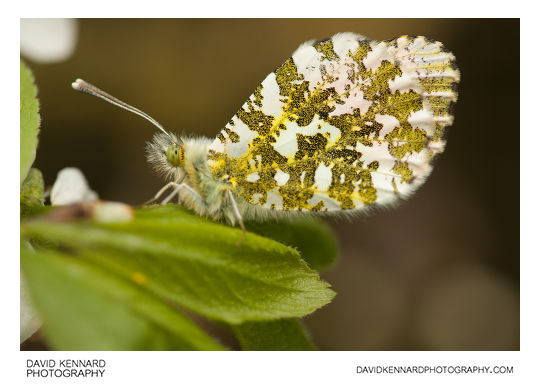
[51,167,98,206]
[20,18,78,63]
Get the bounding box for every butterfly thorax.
[147,133,242,221]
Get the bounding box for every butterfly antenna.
[71,78,176,142]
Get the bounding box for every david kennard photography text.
[26,359,106,378]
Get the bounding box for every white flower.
[51,167,98,206]
[20,18,78,64]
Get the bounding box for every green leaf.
[21,205,335,326]
[247,217,338,271]
[21,243,225,350]
[233,218,338,350]
[20,61,40,185]
[232,319,316,350]
[20,168,44,217]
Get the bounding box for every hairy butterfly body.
[73,32,460,231]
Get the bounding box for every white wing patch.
[208,33,460,212]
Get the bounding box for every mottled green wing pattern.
[207,33,459,212]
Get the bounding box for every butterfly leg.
[144,182,205,208]
[143,182,178,205]
[227,189,246,243]
[161,182,205,206]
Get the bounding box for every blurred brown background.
[25,19,519,350]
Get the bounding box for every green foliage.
[232,319,316,351]
[21,205,338,350]
[235,218,338,349]
[21,244,225,351]
[247,218,338,271]
[20,168,44,217]
[20,61,40,185]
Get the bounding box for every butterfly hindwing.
[207,32,459,212]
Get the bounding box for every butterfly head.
[166,142,183,167]
[146,132,185,182]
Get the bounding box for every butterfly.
[73,32,460,233]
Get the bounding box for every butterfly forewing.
[207,32,459,212]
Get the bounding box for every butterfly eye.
[166,145,183,167]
